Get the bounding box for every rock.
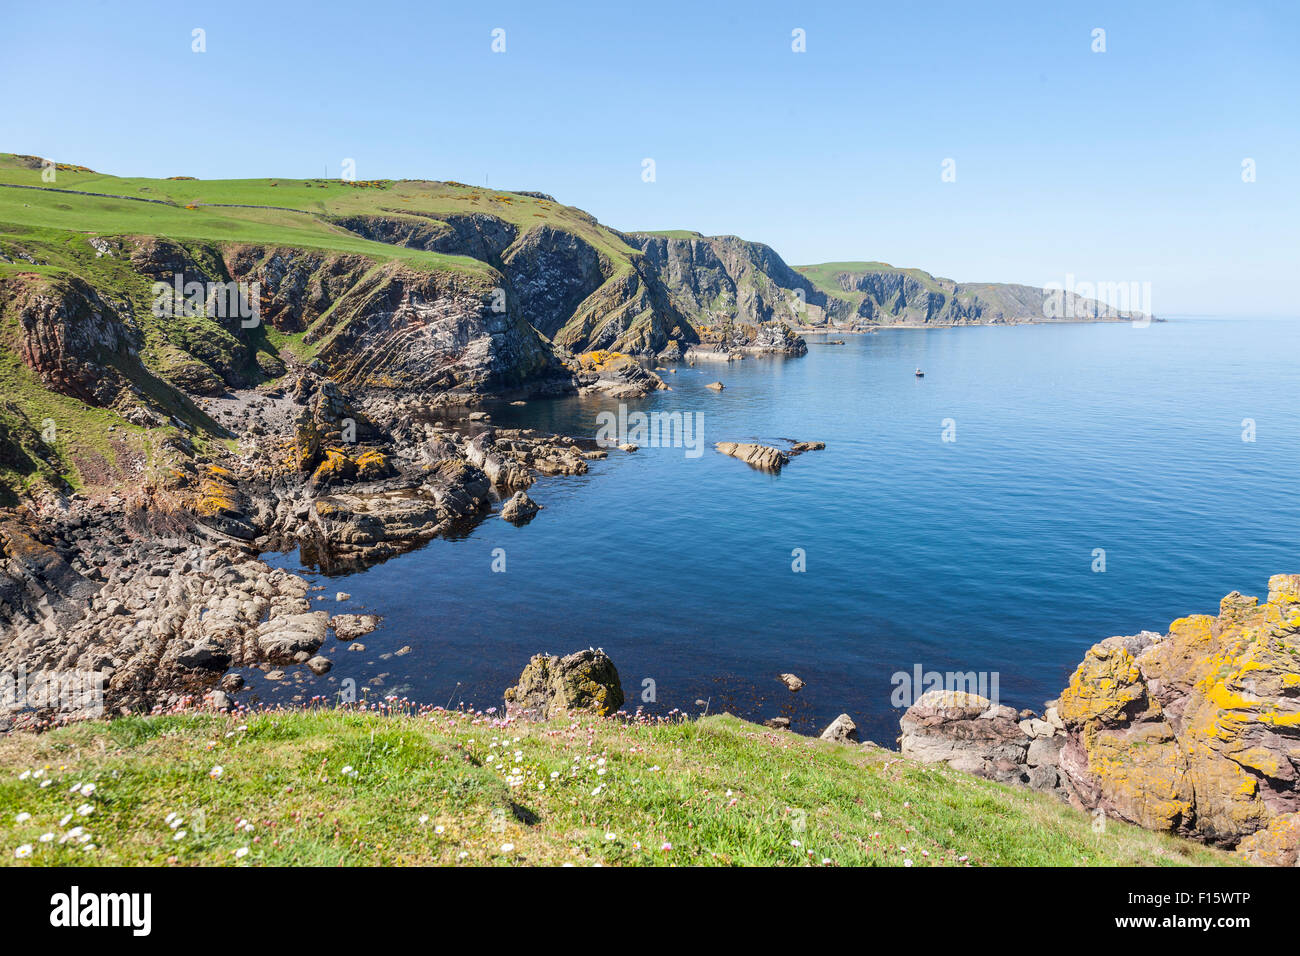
[899,690,1030,785]
[618,443,638,453]
[265,670,285,681]
[307,655,333,675]
[176,640,231,671]
[764,717,791,730]
[504,648,624,720]
[207,690,231,712]
[789,441,825,454]
[256,611,328,660]
[705,381,725,391]
[348,643,365,652]
[819,713,859,744]
[221,674,244,692]
[500,490,541,524]
[898,576,1300,861]
[714,441,789,472]
[335,591,351,601]
[331,613,381,640]
[779,673,804,692]
[1054,583,1300,848]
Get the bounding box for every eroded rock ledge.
[900,576,1300,866]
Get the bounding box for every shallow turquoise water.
[265,317,1300,743]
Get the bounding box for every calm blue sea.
[260,317,1300,743]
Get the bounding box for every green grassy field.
[0,153,636,276]
[0,709,1234,867]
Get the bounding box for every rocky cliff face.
[901,576,1300,865]
[806,265,1146,326]
[627,232,829,330]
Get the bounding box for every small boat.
[914,368,925,377]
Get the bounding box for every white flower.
[235,847,249,859]
[791,839,801,847]
[169,817,183,829]
[604,832,616,841]
[18,770,30,780]
[76,803,94,816]
[69,783,82,793]
[39,833,54,843]
[39,780,51,789]
[904,858,914,867]
[165,812,177,824]
[434,825,444,834]
[59,814,72,827]
[418,815,429,825]
[14,845,32,859]
[173,830,186,841]
[550,771,560,779]
[15,812,30,823]
[79,783,95,796]
[209,765,223,778]
[500,843,514,853]
[457,851,468,860]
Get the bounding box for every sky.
[1,0,1296,315]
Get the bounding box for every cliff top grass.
[0,709,1234,867]
[0,153,638,277]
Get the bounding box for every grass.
[0,708,1235,867]
[0,152,640,276]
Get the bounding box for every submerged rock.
[779,673,804,692]
[504,648,624,720]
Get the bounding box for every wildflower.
[80,783,95,796]
[39,780,51,789]
[59,814,72,827]
[76,804,94,817]
[457,851,468,860]
[435,825,444,834]
[235,847,249,859]
[174,830,186,841]
[18,771,30,780]
[904,859,914,867]
[791,839,801,848]
[500,843,514,853]
[661,842,672,852]
[604,832,616,841]
[39,833,54,843]
[209,765,224,778]
[418,815,429,825]
[15,812,30,823]
[14,845,33,859]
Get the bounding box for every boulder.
[500,490,541,524]
[899,690,1031,785]
[820,713,859,744]
[504,648,624,720]
[779,673,804,692]
[331,613,381,641]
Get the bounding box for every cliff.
[901,575,1300,866]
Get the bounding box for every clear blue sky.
[2,0,1296,315]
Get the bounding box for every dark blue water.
[262,318,1299,743]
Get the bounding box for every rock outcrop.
[714,442,789,472]
[503,648,624,720]
[900,577,1300,865]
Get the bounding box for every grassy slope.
[0,153,638,276]
[0,710,1232,867]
